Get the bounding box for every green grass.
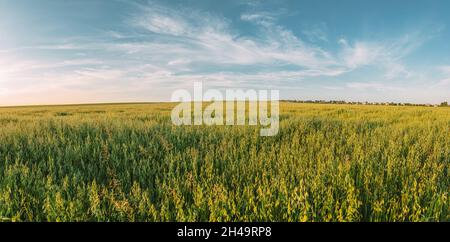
[0,102,448,221]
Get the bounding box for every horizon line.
[1,99,448,109]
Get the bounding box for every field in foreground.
[0,102,448,222]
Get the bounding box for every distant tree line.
[282,100,449,107]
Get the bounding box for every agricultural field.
[0,102,448,222]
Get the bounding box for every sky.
[1,0,450,105]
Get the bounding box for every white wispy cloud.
[346,82,402,91]
[430,65,450,87]
[337,35,425,79]
[302,23,328,42]
[130,5,339,73]
[438,65,450,74]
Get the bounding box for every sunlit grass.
[0,102,448,221]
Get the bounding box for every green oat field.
[0,102,448,222]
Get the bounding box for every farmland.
[0,102,448,221]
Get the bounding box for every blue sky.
[1,0,450,105]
